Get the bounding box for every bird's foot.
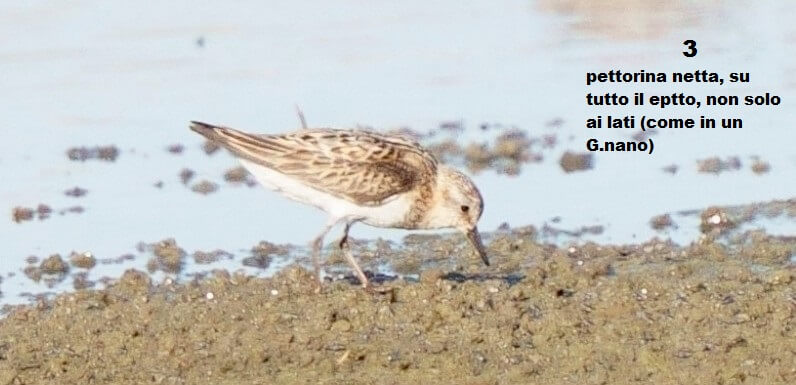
[312,271,326,294]
[364,284,395,300]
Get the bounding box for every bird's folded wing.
[214,127,438,205]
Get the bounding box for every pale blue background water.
[1,0,794,305]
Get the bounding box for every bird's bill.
[465,227,490,266]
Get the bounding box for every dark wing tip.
[189,121,219,139]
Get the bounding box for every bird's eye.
[460,205,469,213]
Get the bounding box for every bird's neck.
[408,171,461,230]
[400,179,435,229]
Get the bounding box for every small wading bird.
[190,121,489,288]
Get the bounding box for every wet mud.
[750,157,771,175]
[558,152,593,173]
[190,181,218,195]
[179,169,195,185]
[386,123,554,176]
[697,156,742,174]
[145,239,187,274]
[166,144,185,155]
[66,146,119,162]
[69,252,96,270]
[201,140,221,155]
[63,187,88,198]
[11,205,84,224]
[1,226,794,384]
[224,167,257,187]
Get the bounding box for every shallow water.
[1,0,794,306]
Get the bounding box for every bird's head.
[425,166,489,266]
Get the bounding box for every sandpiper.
[190,121,489,287]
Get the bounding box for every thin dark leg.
[310,220,338,285]
[338,222,368,288]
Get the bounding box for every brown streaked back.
[190,121,438,205]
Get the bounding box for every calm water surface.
[1,0,794,305]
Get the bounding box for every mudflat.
[1,229,793,385]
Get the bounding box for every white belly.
[239,159,411,227]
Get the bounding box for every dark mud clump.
[166,143,184,154]
[99,254,136,265]
[541,134,557,149]
[191,180,218,195]
[559,151,593,173]
[1,231,794,384]
[40,254,69,275]
[750,157,771,174]
[649,213,675,230]
[241,255,271,269]
[697,156,741,174]
[25,254,71,287]
[662,164,679,174]
[439,120,463,132]
[545,117,564,128]
[22,266,42,282]
[69,252,96,269]
[202,140,221,155]
[631,128,658,141]
[66,145,119,162]
[36,204,52,220]
[491,130,541,176]
[179,168,195,185]
[541,223,603,239]
[223,166,248,183]
[425,139,462,162]
[251,241,291,257]
[678,199,795,241]
[146,239,186,274]
[700,207,737,235]
[63,187,88,198]
[243,241,291,269]
[224,166,257,187]
[72,272,95,290]
[58,206,84,216]
[12,204,83,223]
[423,125,545,175]
[11,207,34,223]
[193,249,233,264]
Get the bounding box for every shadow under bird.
[189,121,489,288]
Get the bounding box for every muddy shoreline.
[1,231,794,384]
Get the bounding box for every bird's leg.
[338,222,369,288]
[310,220,338,286]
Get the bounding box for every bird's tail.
[189,121,231,142]
[188,121,286,166]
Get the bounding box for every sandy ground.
[1,227,794,385]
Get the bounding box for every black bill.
[466,227,490,266]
